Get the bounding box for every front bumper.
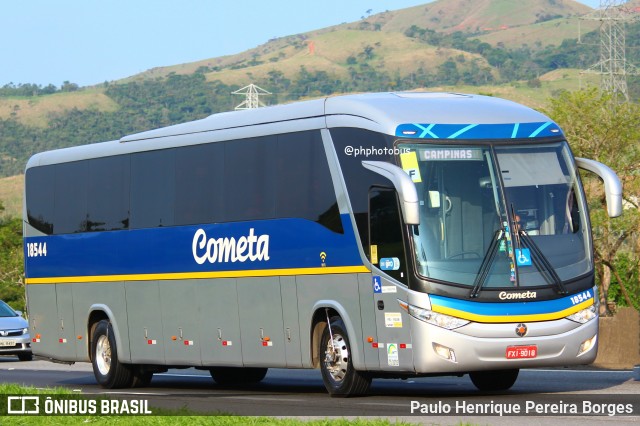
[0,334,32,357]
[411,316,598,373]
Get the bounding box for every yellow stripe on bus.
[431,298,595,323]
[24,265,371,284]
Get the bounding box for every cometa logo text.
[192,228,270,265]
[498,291,537,300]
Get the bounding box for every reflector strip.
[26,265,370,285]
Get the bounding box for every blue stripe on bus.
[429,292,594,318]
[24,215,364,280]
[395,122,563,140]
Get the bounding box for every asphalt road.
[1,357,639,424]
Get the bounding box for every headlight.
[22,328,29,335]
[404,302,469,330]
[566,304,597,324]
[578,335,597,356]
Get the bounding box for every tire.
[131,369,153,388]
[209,367,268,385]
[17,353,33,361]
[319,316,371,397]
[469,369,519,391]
[91,319,133,388]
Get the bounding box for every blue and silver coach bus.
[23,92,622,396]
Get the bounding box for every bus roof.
[26,92,559,169]
[120,92,553,143]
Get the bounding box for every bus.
[23,92,622,396]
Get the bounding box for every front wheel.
[91,320,133,388]
[469,369,519,391]
[319,316,371,397]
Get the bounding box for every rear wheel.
[469,369,519,391]
[91,320,133,388]
[209,367,268,385]
[319,316,371,397]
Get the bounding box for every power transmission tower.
[232,84,271,110]
[580,0,639,102]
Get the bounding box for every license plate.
[506,345,537,359]
[0,340,17,347]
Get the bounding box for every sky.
[1,0,602,88]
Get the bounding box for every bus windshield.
[398,142,590,292]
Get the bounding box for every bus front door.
[369,187,414,372]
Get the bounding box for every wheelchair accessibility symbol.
[373,276,382,293]
[516,248,532,266]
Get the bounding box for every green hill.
[126,0,595,83]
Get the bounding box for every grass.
[0,88,119,127]
[2,414,413,426]
[0,174,23,219]
[476,17,599,49]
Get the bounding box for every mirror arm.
[362,161,420,225]
[575,157,623,218]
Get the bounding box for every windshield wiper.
[510,203,567,295]
[517,230,568,295]
[470,229,502,298]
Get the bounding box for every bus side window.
[369,187,408,285]
[26,165,55,235]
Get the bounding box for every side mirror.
[362,161,420,225]
[575,157,623,218]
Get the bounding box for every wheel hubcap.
[95,335,111,376]
[324,333,349,383]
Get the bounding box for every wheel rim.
[95,335,111,376]
[323,332,349,383]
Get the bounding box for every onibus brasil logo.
[192,228,270,264]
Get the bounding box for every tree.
[61,81,79,92]
[0,213,25,312]
[436,60,460,85]
[545,89,640,314]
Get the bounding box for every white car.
[0,300,32,361]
